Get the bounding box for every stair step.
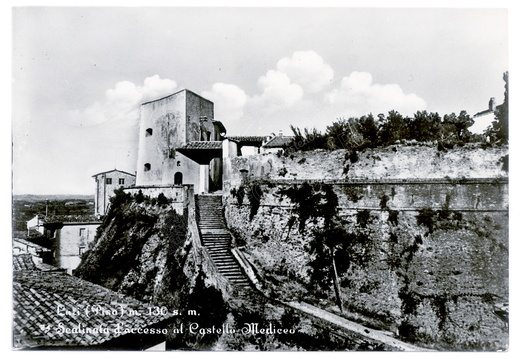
[206,246,230,250]
[213,260,238,265]
[218,268,243,274]
[196,196,252,290]
[213,261,238,266]
[205,246,230,250]
[207,252,232,257]
[207,251,232,257]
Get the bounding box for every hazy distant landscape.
[12,194,95,233]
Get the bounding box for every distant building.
[224,136,266,156]
[26,214,45,235]
[262,132,293,153]
[41,215,102,274]
[470,97,501,134]
[92,169,136,216]
[12,238,54,266]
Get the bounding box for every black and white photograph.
[9,2,513,352]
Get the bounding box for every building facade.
[92,169,136,216]
[135,89,226,194]
[470,97,499,134]
[43,218,101,274]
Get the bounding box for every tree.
[325,118,359,150]
[377,110,410,146]
[442,111,474,143]
[357,114,379,145]
[410,111,442,142]
[494,71,509,143]
[484,72,508,144]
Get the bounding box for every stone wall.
[221,145,508,350]
[223,144,508,193]
[123,185,186,214]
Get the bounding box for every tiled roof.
[226,136,267,143]
[91,169,135,178]
[177,141,223,150]
[13,238,52,253]
[41,214,101,224]
[13,270,173,349]
[12,254,37,271]
[474,103,503,118]
[12,253,62,272]
[263,136,293,148]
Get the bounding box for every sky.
[10,5,510,195]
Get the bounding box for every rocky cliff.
[75,189,395,350]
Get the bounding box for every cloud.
[276,50,334,93]
[202,83,247,122]
[67,75,177,127]
[250,70,304,111]
[203,55,426,135]
[325,71,427,117]
[140,75,178,102]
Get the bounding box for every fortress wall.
[221,145,508,349]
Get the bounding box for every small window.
[79,246,86,255]
[79,228,86,236]
[119,178,125,185]
[105,178,112,184]
[174,172,183,185]
[177,161,181,167]
[144,163,151,172]
[146,128,153,137]
[169,148,176,159]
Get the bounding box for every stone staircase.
[196,194,251,288]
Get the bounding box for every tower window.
[119,178,125,185]
[144,163,151,172]
[105,178,112,184]
[146,128,153,137]
[174,172,183,185]
[177,161,181,166]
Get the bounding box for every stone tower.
[135,89,224,193]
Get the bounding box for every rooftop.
[12,253,61,272]
[40,214,101,224]
[226,136,268,145]
[263,135,293,148]
[92,169,136,178]
[13,269,173,349]
[176,141,223,150]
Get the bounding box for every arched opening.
[144,163,151,172]
[174,172,183,185]
[209,157,222,192]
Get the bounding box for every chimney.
[278,130,283,136]
[489,97,496,111]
